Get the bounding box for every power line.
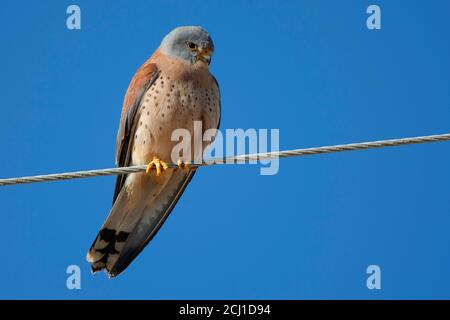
[0,133,449,187]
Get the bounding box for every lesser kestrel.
[87,26,221,277]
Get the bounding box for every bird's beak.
[197,48,213,64]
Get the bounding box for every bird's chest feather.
[131,73,219,164]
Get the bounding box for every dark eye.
[186,41,197,49]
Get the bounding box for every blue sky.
[0,0,450,299]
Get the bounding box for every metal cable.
[1,133,449,187]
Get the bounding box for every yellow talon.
[161,161,169,171]
[177,159,195,173]
[146,156,169,176]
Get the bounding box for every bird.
[86,26,221,277]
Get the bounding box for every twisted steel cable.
[0,133,449,187]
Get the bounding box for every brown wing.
[212,75,221,129]
[113,59,160,204]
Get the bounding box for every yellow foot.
[146,156,169,176]
[177,159,197,173]
[177,159,189,173]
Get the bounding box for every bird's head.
[160,26,214,65]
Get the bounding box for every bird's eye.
[186,41,197,50]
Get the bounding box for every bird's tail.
[86,170,195,277]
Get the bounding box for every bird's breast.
[131,72,220,166]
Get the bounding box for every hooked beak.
[197,48,213,64]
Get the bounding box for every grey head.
[160,26,214,65]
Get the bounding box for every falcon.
[87,26,221,277]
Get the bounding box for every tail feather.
[87,169,195,277]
